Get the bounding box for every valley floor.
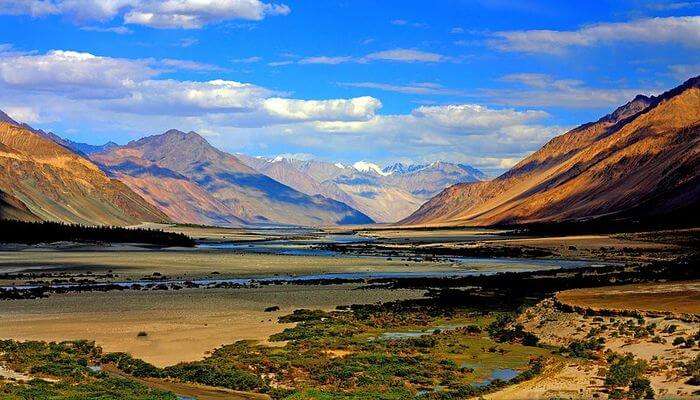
[0,226,697,399]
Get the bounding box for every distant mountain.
[36,131,119,156]
[353,161,390,176]
[0,118,169,225]
[92,130,373,226]
[381,161,487,198]
[237,155,485,223]
[382,163,428,175]
[0,109,18,125]
[402,76,700,227]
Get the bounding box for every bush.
[564,337,605,359]
[604,354,648,388]
[686,355,700,385]
[628,377,655,399]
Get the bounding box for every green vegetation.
[0,378,177,400]
[686,355,700,385]
[0,340,175,399]
[604,353,654,398]
[0,297,552,399]
[0,219,195,247]
[157,299,550,399]
[562,337,605,359]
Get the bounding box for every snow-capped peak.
[334,162,347,169]
[272,155,287,162]
[353,161,390,176]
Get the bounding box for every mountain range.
[0,117,168,226]
[236,156,485,222]
[1,108,486,227]
[2,76,697,229]
[402,76,700,227]
[89,130,373,227]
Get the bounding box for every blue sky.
[0,0,698,174]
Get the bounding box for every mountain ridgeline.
[0,119,169,226]
[237,156,486,222]
[89,130,373,227]
[402,76,700,228]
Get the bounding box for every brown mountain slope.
[0,121,169,225]
[93,130,373,226]
[402,76,700,227]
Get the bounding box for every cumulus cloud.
[0,47,561,174]
[412,104,548,130]
[0,0,290,29]
[262,96,382,122]
[490,16,700,53]
[1,106,43,124]
[0,50,156,98]
[110,79,274,115]
[0,49,385,125]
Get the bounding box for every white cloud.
[477,73,656,108]
[271,48,451,66]
[0,0,290,29]
[1,105,42,123]
[0,50,156,98]
[412,104,548,130]
[341,81,466,96]
[124,0,291,28]
[390,19,427,28]
[646,2,700,10]
[110,79,274,115]
[177,38,199,47]
[491,16,700,53]
[262,96,382,122]
[298,56,353,65]
[362,49,445,63]
[80,25,133,34]
[668,64,700,80]
[231,56,262,63]
[0,48,561,174]
[161,58,226,72]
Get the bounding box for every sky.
[0,0,698,175]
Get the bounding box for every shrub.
[604,354,647,388]
[685,355,700,385]
[628,377,654,399]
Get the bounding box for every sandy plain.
[0,284,424,367]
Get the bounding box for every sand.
[0,248,458,285]
[511,296,700,398]
[556,281,700,315]
[482,360,600,400]
[0,285,424,367]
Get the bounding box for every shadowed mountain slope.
[0,120,169,225]
[238,155,484,223]
[92,130,373,226]
[402,76,700,227]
